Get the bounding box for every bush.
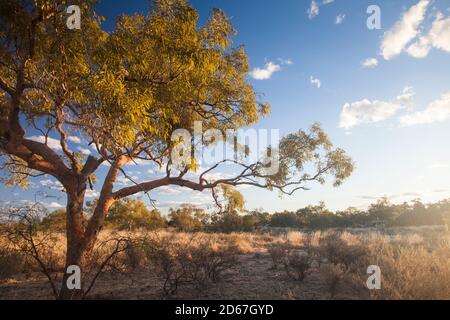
[267,236,319,281]
[283,250,315,281]
[267,243,290,269]
[214,212,243,233]
[360,237,450,299]
[0,248,25,281]
[168,206,207,232]
[106,199,167,231]
[183,239,238,286]
[149,234,239,296]
[40,209,67,231]
[318,232,365,272]
[270,211,300,228]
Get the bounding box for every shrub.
[267,235,319,281]
[267,243,290,269]
[318,232,365,272]
[168,206,207,232]
[283,250,314,281]
[40,209,67,231]
[0,248,25,281]
[360,237,450,300]
[270,211,300,228]
[182,239,238,287]
[149,234,239,296]
[214,212,243,233]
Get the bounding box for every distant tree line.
[35,197,450,233]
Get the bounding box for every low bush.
[148,234,239,296]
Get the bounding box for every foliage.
[106,198,166,231]
[268,199,448,229]
[168,205,208,231]
[148,234,238,296]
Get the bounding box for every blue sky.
[2,0,450,213]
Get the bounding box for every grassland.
[0,226,449,300]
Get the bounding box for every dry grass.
[0,227,448,300]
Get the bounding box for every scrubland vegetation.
[0,200,449,300]
[33,196,450,235]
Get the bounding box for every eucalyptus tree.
[0,0,353,298]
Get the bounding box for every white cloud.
[67,136,81,144]
[40,179,64,191]
[126,158,152,166]
[27,136,62,151]
[394,86,415,107]
[380,0,430,60]
[406,36,431,58]
[335,14,346,25]
[157,201,206,209]
[428,13,450,52]
[249,62,281,80]
[156,186,183,196]
[308,1,320,19]
[339,99,402,129]
[307,0,334,20]
[77,147,91,155]
[362,57,378,68]
[399,91,450,126]
[310,76,321,88]
[85,189,100,198]
[116,174,139,186]
[202,171,235,182]
[339,87,420,129]
[277,58,293,65]
[405,13,450,58]
[46,202,64,209]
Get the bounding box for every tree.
[368,197,400,226]
[0,0,353,298]
[246,209,271,229]
[106,198,166,231]
[40,208,68,231]
[270,211,300,228]
[168,205,207,231]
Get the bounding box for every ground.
[0,227,448,300]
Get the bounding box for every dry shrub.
[283,250,315,281]
[319,232,365,272]
[268,235,319,281]
[284,235,320,281]
[322,263,346,299]
[267,243,290,269]
[0,248,26,281]
[360,237,450,300]
[318,231,450,300]
[4,230,65,274]
[148,235,185,296]
[286,231,307,246]
[258,234,275,243]
[318,232,370,298]
[226,233,254,253]
[183,239,238,286]
[149,234,239,296]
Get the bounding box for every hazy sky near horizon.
[1,0,450,214]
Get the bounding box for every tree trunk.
[58,192,86,300]
[58,191,114,299]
